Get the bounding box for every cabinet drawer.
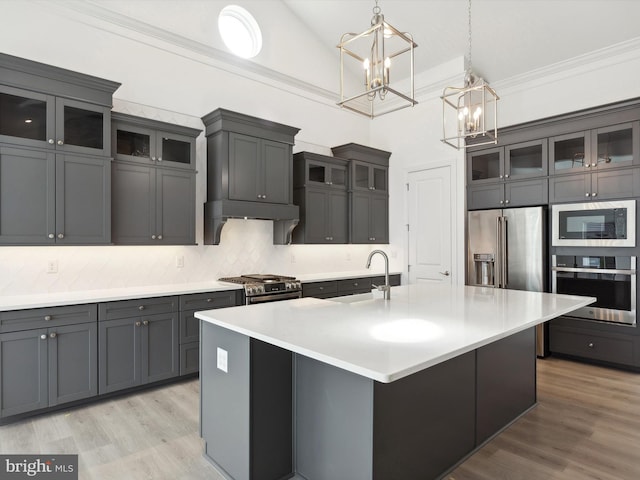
[371,274,401,287]
[0,304,97,333]
[179,290,241,311]
[98,296,178,321]
[337,277,372,295]
[302,281,338,298]
[549,326,634,365]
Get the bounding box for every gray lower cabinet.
[549,322,635,366]
[0,304,98,419]
[549,167,640,203]
[302,274,401,299]
[351,192,388,244]
[179,290,242,375]
[111,161,195,245]
[467,178,548,210]
[98,297,179,394]
[0,145,111,245]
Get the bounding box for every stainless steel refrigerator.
[467,206,547,356]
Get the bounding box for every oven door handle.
[552,267,636,275]
[247,291,302,304]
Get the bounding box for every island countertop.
[195,284,595,383]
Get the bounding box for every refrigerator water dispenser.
[473,253,495,286]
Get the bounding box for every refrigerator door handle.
[495,216,502,288]
[502,216,508,288]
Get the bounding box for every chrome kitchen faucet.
[366,249,391,300]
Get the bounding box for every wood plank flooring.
[0,357,638,479]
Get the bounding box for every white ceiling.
[67,0,640,96]
[283,0,640,84]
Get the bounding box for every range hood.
[204,200,299,245]
[201,108,301,245]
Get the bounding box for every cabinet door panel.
[370,195,388,243]
[593,168,640,200]
[99,318,140,394]
[329,191,348,243]
[113,124,155,164]
[142,313,179,384]
[56,154,110,244]
[180,342,199,375]
[549,174,590,203]
[0,146,55,244]
[229,133,260,202]
[467,184,503,210]
[0,85,55,149]
[111,161,156,244]
[263,139,290,204]
[0,329,48,417]
[48,322,97,406]
[304,189,329,243]
[156,168,195,244]
[56,98,109,157]
[180,311,200,344]
[351,192,371,243]
[505,179,548,207]
[467,147,503,183]
[549,131,590,174]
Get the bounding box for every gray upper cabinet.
[549,167,640,203]
[467,178,549,210]
[112,113,197,170]
[110,114,200,245]
[0,53,120,246]
[292,152,348,244]
[0,145,111,245]
[201,108,300,245]
[549,122,639,175]
[331,143,391,245]
[467,139,548,184]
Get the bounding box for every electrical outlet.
[46,260,58,274]
[176,255,184,268]
[217,347,228,373]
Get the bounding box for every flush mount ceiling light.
[337,0,418,119]
[441,0,499,150]
[218,5,262,59]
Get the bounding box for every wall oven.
[551,200,635,247]
[552,255,636,325]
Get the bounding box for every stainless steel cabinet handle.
[588,342,594,348]
[44,315,52,321]
[353,282,358,286]
[135,321,141,327]
[40,334,47,340]
[592,192,597,197]
[48,233,54,239]
[151,235,156,240]
[585,193,591,197]
[206,298,213,303]
[157,157,162,162]
[591,163,597,167]
[585,164,591,169]
[500,200,504,204]
[505,174,510,178]
[439,271,450,276]
[57,233,64,239]
[152,156,157,161]
[143,320,149,326]
[499,175,504,179]
[138,305,145,311]
[319,286,324,290]
[57,140,64,146]
[505,199,510,204]
[157,235,163,240]
[48,139,55,144]
[49,332,57,339]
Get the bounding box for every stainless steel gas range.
[219,274,302,305]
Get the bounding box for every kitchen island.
[195,284,594,480]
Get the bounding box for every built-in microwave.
[551,200,635,247]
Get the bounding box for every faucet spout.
[366,249,391,300]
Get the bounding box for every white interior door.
[408,166,453,284]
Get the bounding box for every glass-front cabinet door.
[307,160,347,188]
[351,161,387,193]
[505,139,548,179]
[467,146,504,183]
[549,131,590,174]
[156,131,195,169]
[0,85,54,149]
[592,122,638,170]
[56,98,109,156]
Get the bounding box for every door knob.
[439,271,451,276]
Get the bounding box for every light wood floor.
[1,357,639,479]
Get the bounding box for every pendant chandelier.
[337,0,418,119]
[441,0,499,149]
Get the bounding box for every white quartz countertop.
[0,271,394,311]
[195,284,595,383]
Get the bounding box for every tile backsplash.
[0,219,398,295]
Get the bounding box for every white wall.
[1,2,640,295]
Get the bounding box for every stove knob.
[258,286,265,293]
[246,287,254,294]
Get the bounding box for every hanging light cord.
[467,0,473,77]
